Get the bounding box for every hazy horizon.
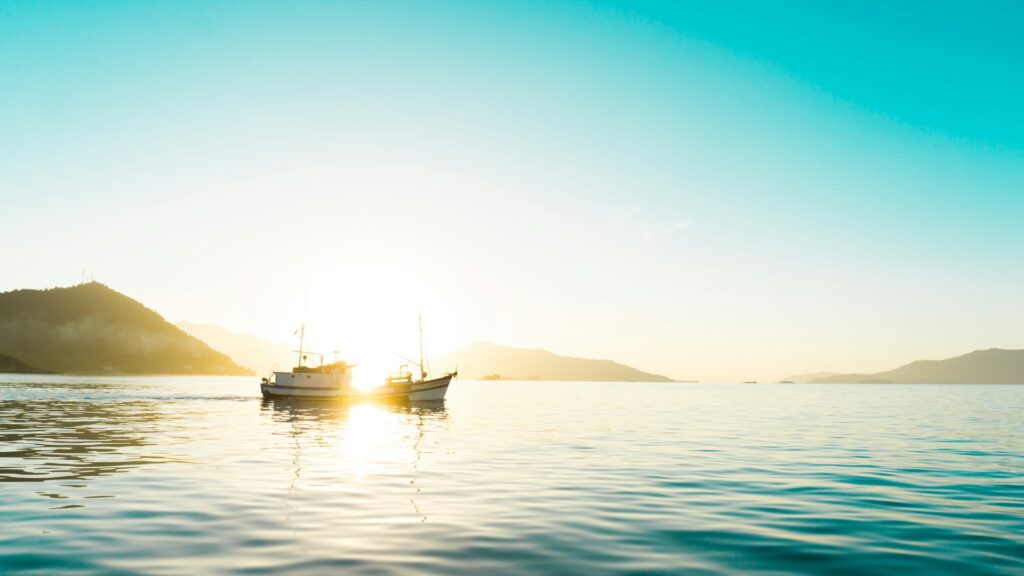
[3,2,1023,381]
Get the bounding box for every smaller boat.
[260,315,456,402]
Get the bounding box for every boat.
[260,314,456,402]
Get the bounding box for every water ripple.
[1,377,1023,575]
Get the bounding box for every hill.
[437,341,673,382]
[177,322,294,373]
[0,283,249,375]
[0,352,50,373]
[810,349,1024,384]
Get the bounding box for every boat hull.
[260,373,454,402]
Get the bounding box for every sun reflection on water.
[257,397,449,522]
[338,403,395,480]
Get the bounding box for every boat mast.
[297,284,308,367]
[418,312,426,380]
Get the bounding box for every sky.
[2,1,1023,381]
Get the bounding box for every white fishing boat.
[260,315,456,402]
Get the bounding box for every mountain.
[437,341,674,382]
[810,349,1024,384]
[177,322,294,373]
[0,352,50,373]
[0,283,249,375]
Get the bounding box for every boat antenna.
[418,311,426,380]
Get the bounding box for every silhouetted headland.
[0,352,51,374]
[809,348,1024,384]
[0,283,249,375]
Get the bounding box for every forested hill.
[0,283,248,375]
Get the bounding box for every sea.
[1,376,1022,575]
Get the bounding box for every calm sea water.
[1,376,1022,575]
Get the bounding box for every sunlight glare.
[277,258,460,388]
[337,403,393,479]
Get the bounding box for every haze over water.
[2,376,1022,575]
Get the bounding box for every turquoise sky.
[2,1,1023,380]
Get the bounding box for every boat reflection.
[258,397,447,430]
[259,398,449,521]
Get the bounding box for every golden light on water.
[336,403,394,480]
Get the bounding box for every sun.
[281,259,460,392]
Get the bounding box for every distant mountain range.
[173,329,674,382]
[177,322,294,373]
[437,341,674,382]
[809,349,1024,383]
[0,283,248,375]
[5,283,1019,384]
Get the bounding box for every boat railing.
[387,372,414,385]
